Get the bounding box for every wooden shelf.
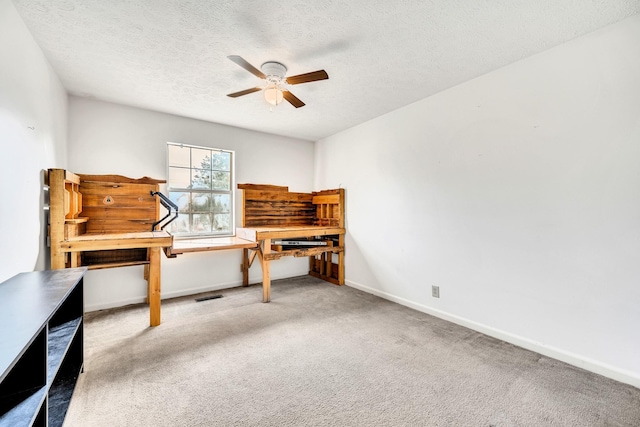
[266,245,343,261]
[64,217,88,224]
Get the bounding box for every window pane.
[168,145,190,167]
[192,148,211,170]
[211,151,230,171]
[169,213,191,234]
[212,194,230,213]
[192,214,212,233]
[191,193,211,212]
[169,167,190,189]
[191,169,211,190]
[213,213,231,232]
[211,171,230,191]
[169,192,190,212]
[167,143,234,237]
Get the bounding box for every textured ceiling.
[11,0,640,141]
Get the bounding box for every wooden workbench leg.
[143,264,150,303]
[242,248,249,286]
[70,252,81,268]
[261,239,271,302]
[48,169,67,270]
[338,234,345,285]
[148,247,161,326]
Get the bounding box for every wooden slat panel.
[312,194,340,205]
[80,182,159,196]
[245,212,315,220]
[82,207,157,220]
[86,219,156,234]
[78,174,165,185]
[244,190,313,203]
[82,194,156,208]
[245,201,316,210]
[245,208,315,219]
[238,183,288,192]
[80,177,160,234]
[244,193,315,226]
[244,218,314,227]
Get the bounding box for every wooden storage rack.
[48,169,173,327]
[236,184,345,302]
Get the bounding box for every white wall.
[68,97,315,310]
[315,15,640,387]
[0,0,68,283]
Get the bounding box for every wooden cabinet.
[0,268,86,427]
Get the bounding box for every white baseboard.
[84,270,308,312]
[346,279,640,389]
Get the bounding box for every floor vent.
[195,294,223,302]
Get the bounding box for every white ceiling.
[11,0,640,141]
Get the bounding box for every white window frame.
[166,142,235,238]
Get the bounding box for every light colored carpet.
[64,276,640,426]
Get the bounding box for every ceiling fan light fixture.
[227,55,328,109]
[264,84,284,106]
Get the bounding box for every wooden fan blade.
[227,87,262,98]
[283,91,305,108]
[227,55,266,79]
[286,70,329,85]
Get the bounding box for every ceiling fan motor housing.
[262,61,287,84]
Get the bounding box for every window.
[166,142,234,237]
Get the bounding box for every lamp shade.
[264,85,283,106]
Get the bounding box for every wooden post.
[261,239,271,302]
[148,247,161,326]
[49,169,67,269]
[325,240,333,278]
[242,248,249,286]
[338,234,345,285]
[338,188,345,285]
[143,263,150,304]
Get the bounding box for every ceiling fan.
[226,55,329,108]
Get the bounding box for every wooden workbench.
[47,173,345,323]
[236,184,345,302]
[48,169,173,327]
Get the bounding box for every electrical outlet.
[432,286,440,298]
